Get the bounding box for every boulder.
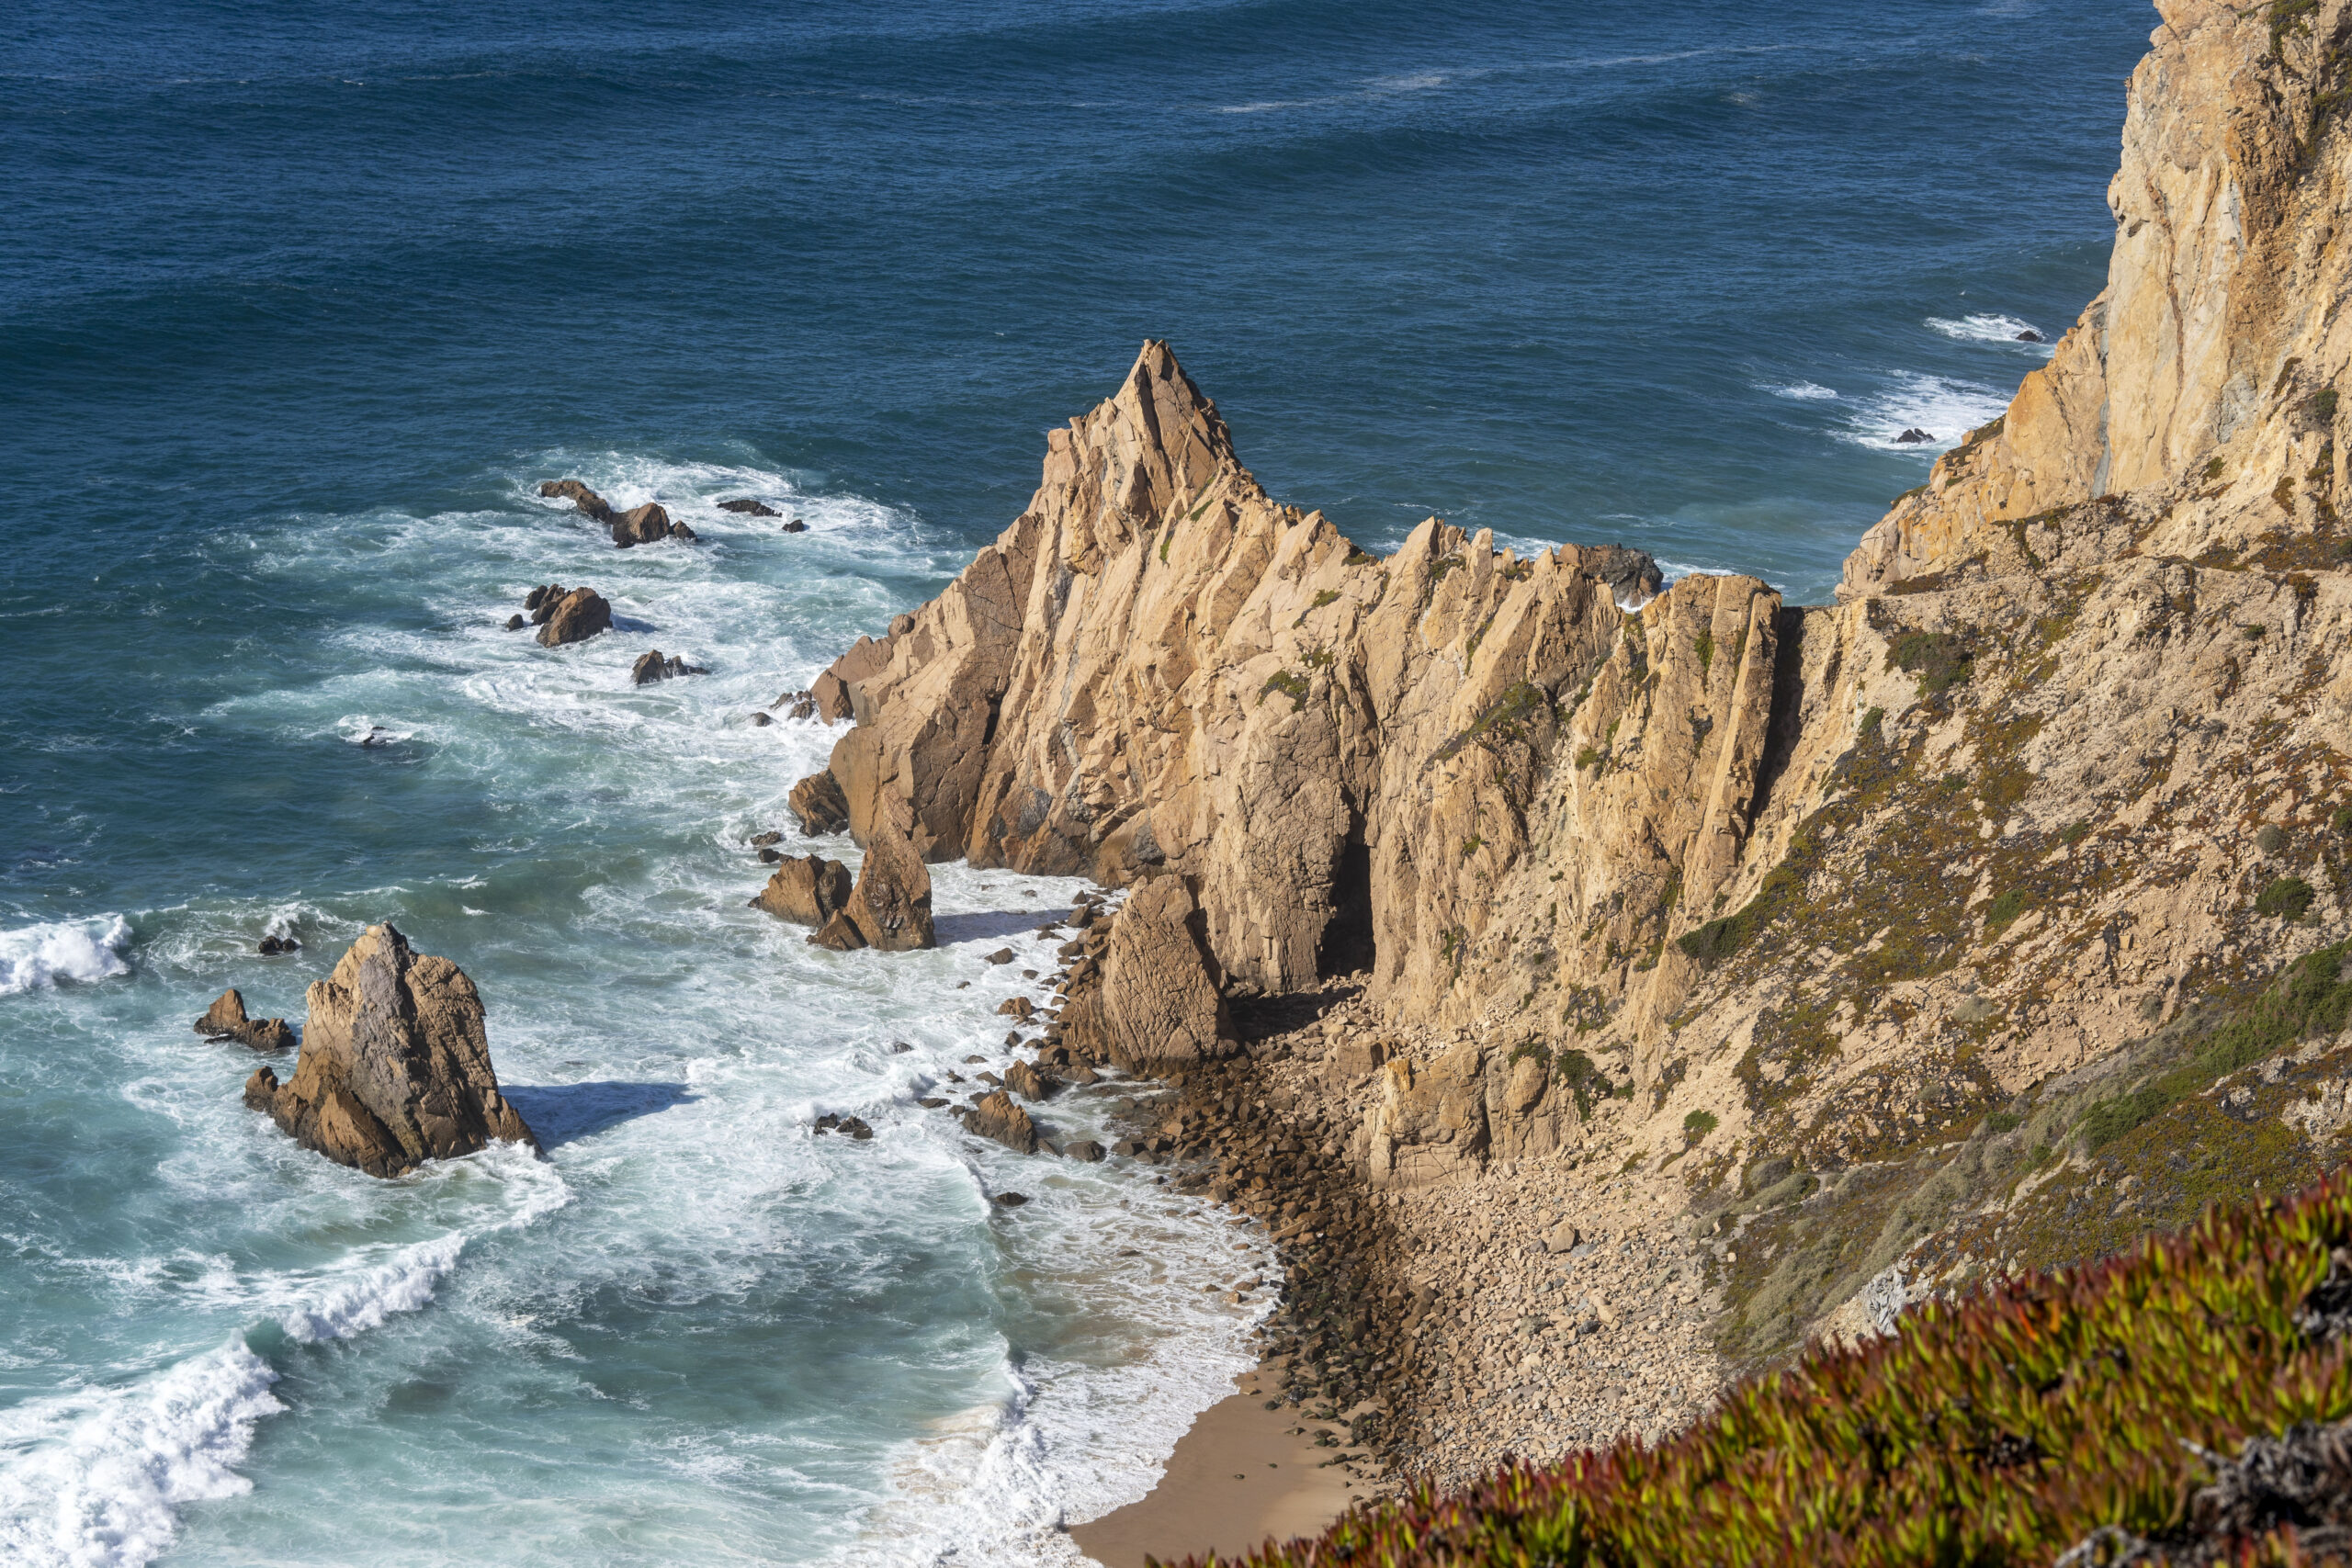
[539,479,615,525]
[1065,1139,1106,1162]
[964,1089,1038,1154]
[992,1191,1029,1207]
[505,614,526,631]
[1894,427,1934,445]
[748,712,772,727]
[788,699,815,720]
[782,519,808,534]
[985,948,1015,964]
[244,923,537,1178]
[2016,328,2046,343]
[1099,876,1233,1071]
[537,588,612,647]
[525,583,565,624]
[750,829,784,847]
[752,854,854,927]
[996,996,1034,1019]
[788,769,852,836]
[194,988,295,1051]
[718,498,779,516]
[257,935,300,955]
[611,502,673,547]
[842,797,935,951]
[1544,1221,1583,1255]
[1004,1058,1053,1100]
[809,911,866,951]
[629,649,707,685]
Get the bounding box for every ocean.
[0,2,2151,1562]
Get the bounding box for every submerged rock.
[1894,427,1934,445]
[2016,328,2046,343]
[782,519,808,534]
[195,988,295,1051]
[718,498,779,516]
[536,587,612,647]
[504,614,526,631]
[257,934,300,956]
[243,923,538,1178]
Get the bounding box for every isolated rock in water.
[670,520,697,543]
[788,769,852,836]
[1004,1058,1053,1100]
[782,519,808,534]
[504,614,526,631]
[748,711,772,727]
[539,479,615,525]
[525,584,568,625]
[611,502,673,548]
[1894,427,1934,445]
[752,854,854,927]
[718,498,778,516]
[758,846,782,862]
[629,649,707,685]
[991,1191,1028,1208]
[843,796,935,951]
[536,587,612,647]
[963,1089,1037,1154]
[808,910,866,951]
[257,934,300,955]
[1100,876,1232,1071]
[245,923,537,1178]
[195,988,295,1050]
[1064,1138,1105,1162]
[2016,328,2046,343]
[750,829,784,847]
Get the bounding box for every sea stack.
[243,923,538,1178]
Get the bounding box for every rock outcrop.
[612,502,695,547]
[629,649,707,685]
[793,0,2352,1355]
[1095,876,1233,1072]
[536,587,611,647]
[718,498,779,516]
[959,1089,1039,1154]
[788,769,851,836]
[243,924,538,1178]
[539,479,615,525]
[194,988,295,1051]
[751,853,854,927]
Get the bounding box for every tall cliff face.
[797,0,2352,1344]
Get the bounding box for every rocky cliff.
[793,0,2352,1357]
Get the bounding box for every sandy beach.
[1070,1357,1365,1568]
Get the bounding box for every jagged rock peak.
[244,923,538,1178]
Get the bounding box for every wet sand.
[1069,1359,1365,1567]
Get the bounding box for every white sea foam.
[1839,371,2013,453]
[0,916,133,997]
[1762,380,1838,400]
[1927,311,2054,354]
[277,1235,464,1344]
[0,1340,284,1568]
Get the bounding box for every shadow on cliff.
[933,908,1058,946]
[503,1080,696,1148]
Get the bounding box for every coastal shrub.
[2204,455,2226,480]
[1887,630,1973,694]
[2256,875,2316,919]
[1983,886,2030,932]
[2060,819,2090,847]
[2335,804,2352,836]
[1574,746,1603,772]
[1858,705,1884,739]
[1694,626,1714,676]
[1311,589,1340,609]
[2256,823,2288,854]
[1208,1161,2352,1568]
[1259,670,1309,711]
[1681,1109,1717,1143]
[1345,547,1376,567]
[1676,864,1804,966]
[2315,387,2340,423]
[2243,622,2269,639]
[2075,940,2349,1150]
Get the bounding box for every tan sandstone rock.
[962,1089,1038,1154]
[1097,876,1233,1072]
[788,769,852,837]
[536,587,612,647]
[539,479,615,525]
[194,988,295,1051]
[752,854,854,927]
[245,923,538,1178]
[842,796,935,951]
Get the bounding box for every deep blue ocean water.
[3,2,2152,1563]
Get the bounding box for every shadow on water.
[932,908,1061,946]
[505,1079,696,1148]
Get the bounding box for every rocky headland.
[759,0,2352,1533]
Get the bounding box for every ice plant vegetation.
[1188,1167,2352,1566]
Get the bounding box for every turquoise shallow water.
[0,1,2152,1562]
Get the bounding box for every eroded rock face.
[194,988,295,1051]
[1100,876,1232,1072]
[537,588,612,647]
[752,854,854,927]
[842,797,935,951]
[245,924,538,1178]
[788,769,851,836]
